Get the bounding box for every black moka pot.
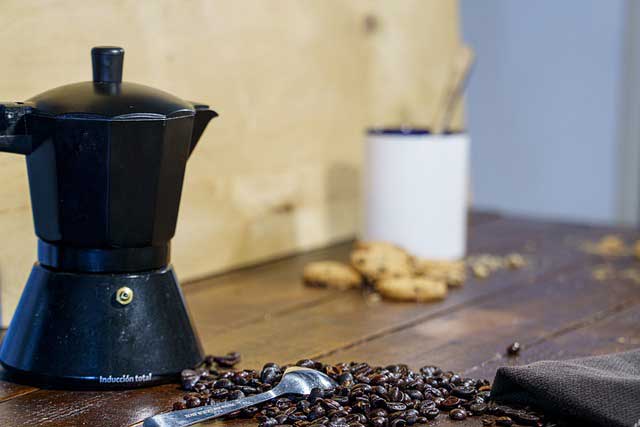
[0,47,217,388]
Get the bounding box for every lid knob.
[92,46,124,84]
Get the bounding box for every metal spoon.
[143,367,338,427]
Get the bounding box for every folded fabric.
[491,349,640,427]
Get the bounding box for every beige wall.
[0,0,463,326]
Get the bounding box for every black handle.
[0,103,33,155]
[92,46,124,83]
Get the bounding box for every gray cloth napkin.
[490,349,640,427]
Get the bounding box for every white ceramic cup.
[362,129,469,260]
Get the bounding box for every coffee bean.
[307,406,326,421]
[228,390,245,400]
[368,408,388,419]
[264,408,279,417]
[449,374,462,385]
[423,408,440,420]
[370,374,388,385]
[512,412,541,425]
[181,369,201,391]
[262,365,281,384]
[405,390,423,400]
[240,386,259,394]
[276,398,292,410]
[173,401,187,410]
[345,414,366,424]
[186,396,201,408]
[242,407,261,418]
[449,408,467,420]
[337,373,354,386]
[313,416,329,425]
[308,388,323,404]
[296,359,322,370]
[351,401,370,414]
[506,342,521,356]
[173,356,555,427]
[404,409,418,420]
[322,399,342,411]
[469,402,487,415]
[383,402,406,412]
[439,396,461,410]
[496,416,514,426]
[417,400,436,414]
[259,418,279,427]
[451,385,476,399]
[213,352,242,368]
[329,410,349,419]
[370,416,388,427]
[333,395,349,405]
[213,378,234,389]
[420,365,442,377]
[370,395,386,409]
[282,407,297,417]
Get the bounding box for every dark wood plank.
[144,295,640,427]
[0,333,37,402]
[181,210,504,334]
[319,252,640,374]
[182,242,353,334]
[0,214,634,426]
[196,218,634,368]
[0,384,184,427]
[470,298,640,380]
[0,370,35,402]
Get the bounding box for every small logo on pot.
[99,372,152,384]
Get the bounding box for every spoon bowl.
[273,366,338,395]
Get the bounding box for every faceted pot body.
[26,114,194,249]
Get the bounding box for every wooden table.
[0,212,639,426]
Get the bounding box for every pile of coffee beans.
[173,354,555,426]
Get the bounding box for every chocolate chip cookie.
[303,261,362,290]
[376,276,447,302]
[350,241,413,282]
[412,258,466,286]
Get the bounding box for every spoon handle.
[143,390,279,427]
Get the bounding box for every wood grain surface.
[0,212,639,426]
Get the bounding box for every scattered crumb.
[467,253,528,279]
[581,235,630,257]
[619,268,640,284]
[412,258,466,286]
[365,292,382,305]
[592,264,615,282]
[506,253,526,269]
[472,264,490,279]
